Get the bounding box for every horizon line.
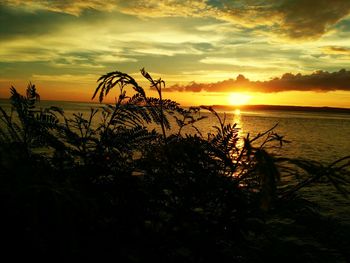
[1,97,350,111]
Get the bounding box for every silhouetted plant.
[0,83,64,151]
[0,69,349,261]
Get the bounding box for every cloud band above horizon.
[166,69,350,93]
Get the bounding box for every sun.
[228,93,251,106]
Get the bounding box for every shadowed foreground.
[0,69,349,262]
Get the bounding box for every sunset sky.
[1,0,350,107]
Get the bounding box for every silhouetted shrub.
[0,69,349,261]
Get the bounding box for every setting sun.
[228,93,252,106]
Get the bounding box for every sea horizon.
[1,97,350,112]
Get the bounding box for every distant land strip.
[206,105,350,113]
[1,98,350,113]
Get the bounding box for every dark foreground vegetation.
[0,69,349,262]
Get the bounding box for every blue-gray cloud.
[0,5,73,39]
[166,69,350,93]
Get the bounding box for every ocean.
[1,99,349,162]
[1,99,350,222]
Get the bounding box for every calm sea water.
[1,99,349,162]
[1,99,350,221]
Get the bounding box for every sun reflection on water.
[233,109,244,149]
[230,109,245,179]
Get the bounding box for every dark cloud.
[276,0,350,39]
[214,0,350,40]
[0,5,74,40]
[166,69,350,93]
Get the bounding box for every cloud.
[95,54,137,63]
[322,45,350,54]
[117,0,211,18]
[32,73,98,83]
[199,57,273,68]
[275,0,350,39]
[0,46,55,62]
[1,0,116,15]
[0,5,75,41]
[118,0,350,40]
[166,69,350,93]
[3,0,350,39]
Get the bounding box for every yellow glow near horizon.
[228,93,252,106]
[167,90,350,108]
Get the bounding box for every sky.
[1,0,350,107]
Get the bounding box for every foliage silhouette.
[0,69,349,261]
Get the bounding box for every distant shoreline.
[1,98,350,113]
[206,104,350,114]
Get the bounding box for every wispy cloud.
[322,45,350,55]
[32,73,98,83]
[4,0,350,39]
[199,57,287,69]
[121,1,350,40]
[2,0,117,15]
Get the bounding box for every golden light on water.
[228,93,252,106]
[233,108,244,149]
[231,109,244,178]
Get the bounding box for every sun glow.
[228,93,251,106]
